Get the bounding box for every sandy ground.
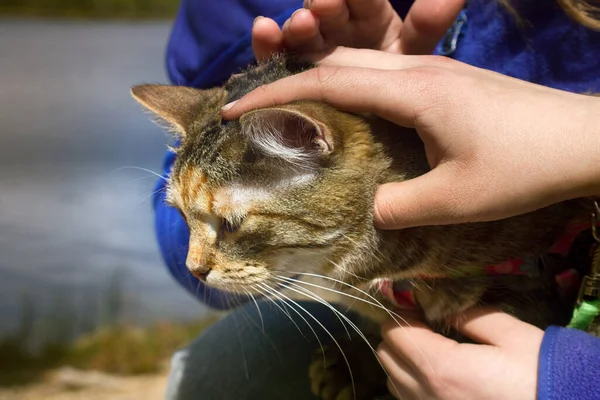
[0,367,169,400]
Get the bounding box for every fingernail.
[253,16,264,25]
[221,100,238,112]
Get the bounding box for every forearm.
[570,95,600,199]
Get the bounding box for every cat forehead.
[212,184,272,217]
[168,165,315,216]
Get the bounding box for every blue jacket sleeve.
[538,326,600,400]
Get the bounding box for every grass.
[66,319,217,375]
[0,0,180,19]
[0,272,219,387]
[0,318,217,387]
[0,337,66,386]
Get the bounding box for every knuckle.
[312,65,341,101]
[401,65,453,124]
[405,65,448,94]
[424,361,457,395]
[253,84,271,96]
[422,175,470,224]
[404,66,447,104]
[373,198,399,228]
[439,182,477,223]
[313,65,340,87]
[246,82,275,104]
[247,84,274,107]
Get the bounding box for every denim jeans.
[165,300,359,400]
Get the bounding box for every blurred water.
[0,19,208,336]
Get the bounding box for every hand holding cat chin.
[378,308,542,400]
[221,49,600,229]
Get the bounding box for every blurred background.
[0,2,217,399]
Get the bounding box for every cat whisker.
[254,284,328,366]
[274,275,391,315]
[288,270,404,318]
[278,277,353,340]
[257,283,328,365]
[272,269,384,316]
[121,174,164,186]
[276,279,401,398]
[324,257,367,282]
[279,271,435,375]
[228,287,285,361]
[226,301,251,380]
[257,282,356,400]
[127,185,168,209]
[252,284,310,342]
[410,279,423,292]
[246,289,265,334]
[112,166,168,181]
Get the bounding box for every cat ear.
[240,107,335,165]
[131,85,225,137]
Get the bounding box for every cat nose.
[186,259,212,281]
[195,271,209,282]
[188,265,211,282]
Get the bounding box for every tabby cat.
[132,55,598,399]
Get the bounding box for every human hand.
[221,49,600,229]
[251,0,465,61]
[378,308,543,400]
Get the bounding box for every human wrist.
[567,95,600,199]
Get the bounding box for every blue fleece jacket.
[155,1,600,398]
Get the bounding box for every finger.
[374,165,472,229]
[380,317,455,377]
[346,0,398,20]
[401,0,465,55]
[252,17,284,62]
[378,343,424,398]
[221,66,439,128]
[317,47,439,70]
[451,307,544,349]
[282,9,324,51]
[307,0,350,34]
[309,0,350,19]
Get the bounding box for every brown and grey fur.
[132,55,598,398]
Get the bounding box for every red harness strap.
[378,223,591,310]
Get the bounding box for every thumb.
[451,307,544,349]
[374,165,466,229]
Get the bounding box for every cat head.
[132,83,388,295]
